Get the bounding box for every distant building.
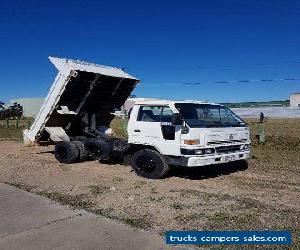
[9,98,44,117]
[290,93,300,108]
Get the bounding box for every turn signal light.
[184,139,200,145]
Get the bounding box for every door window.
[137,106,162,122]
[161,106,175,140]
[161,106,173,123]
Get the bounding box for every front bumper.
[166,150,251,167]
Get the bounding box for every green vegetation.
[0,117,33,141]
[223,100,289,108]
[0,117,33,128]
[0,127,23,140]
[0,116,126,141]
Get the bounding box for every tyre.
[55,141,79,163]
[84,138,112,160]
[233,159,248,170]
[131,149,170,179]
[72,140,88,161]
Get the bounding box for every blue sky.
[0,0,299,103]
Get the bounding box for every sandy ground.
[0,139,299,249]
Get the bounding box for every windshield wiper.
[221,122,244,127]
[206,121,222,127]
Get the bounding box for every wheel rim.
[57,147,68,160]
[136,156,156,173]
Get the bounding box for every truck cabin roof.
[134,100,221,106]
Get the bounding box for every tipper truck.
[24,57,251,179]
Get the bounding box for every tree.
[0,101,4,110]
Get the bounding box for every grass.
[121,217,151,230]
[175,213,205,222]
[112,176,123,183]
[170,188,231,201]
[0,127,23,140]
[147,196,165,202]
[169,202,185,210]
[37,191,94,210]
[7,181,152,230]
[0,117,33,128]
[37,190,152,230]
[110,117,128,139]
[6,182,35,192]
[0,117,33,141]
[89,185,110,195]
[207,209,261,230]
[0,116,126,141]
[133,180,147,189]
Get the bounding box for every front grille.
[215,145,241,154]
[207,139,247,145]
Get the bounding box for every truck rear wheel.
[131,149,170,179]
[72,140,88,161]
[55,141,79,163]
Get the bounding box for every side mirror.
[172,113,183,125]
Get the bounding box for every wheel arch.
[127,143,163,156]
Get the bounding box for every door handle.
[134,129,141,132]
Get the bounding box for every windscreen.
[174,103,246,128]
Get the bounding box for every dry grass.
[0,117,33,141]
[0,127,23,140]
[110,117,128,139]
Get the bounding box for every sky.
[0,0,299,103]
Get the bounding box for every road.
[0,183,184,250]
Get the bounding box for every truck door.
[132,105,180,155]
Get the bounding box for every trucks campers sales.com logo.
[165,231,292,245]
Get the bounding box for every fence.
[0,118,33,129]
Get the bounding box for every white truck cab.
[127,100,251,178]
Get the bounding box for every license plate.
[225,155,237,162]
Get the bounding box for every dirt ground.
[0,119,299,249]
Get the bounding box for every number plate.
[225,155,237,162]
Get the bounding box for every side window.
[161,106,173,123]
[137,106,162,122]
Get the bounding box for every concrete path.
[0,183,184,250]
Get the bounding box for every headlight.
[204,148,214,154]
[181,148,215,155]
[194,149,204,155]
[240,144,250,150]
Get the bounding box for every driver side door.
[131,105,181,155]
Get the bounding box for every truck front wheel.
[131,149,170,179]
